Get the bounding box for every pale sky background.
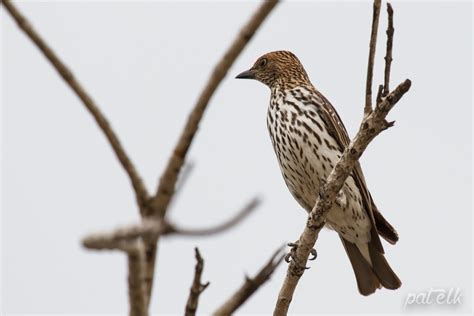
[1,1,472,315]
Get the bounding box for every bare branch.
[1,0,150,210]
[82,197,260,249]
[185,248,210,316]
[214,247,285,316]
[83,197,260,306]
[364,0,382,115]
[383,3,394,97]
[149,0,279,219]
[167,197,260,237]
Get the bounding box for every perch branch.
[214,246,285,316]
[383,2,394,97]
[185,248,210,316]
[1,0,150,210]
[274,1,410,313]
[364,0,381,115]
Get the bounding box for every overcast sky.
[1,1,472,315]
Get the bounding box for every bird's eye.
[259,58,267,67]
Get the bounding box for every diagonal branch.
[274,1,411,314]
[185,248,210,316]
[142,0,279,305]
[149,0,279,219]
[274,79,411,316]
[364,0,382,115]
[1,0,150,210]
[214,246,285,316]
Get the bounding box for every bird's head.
[236,51,310,89]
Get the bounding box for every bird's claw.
[285,242,298,263]
[309,248,318,261]
[284,241,317,269]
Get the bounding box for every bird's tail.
[340,237,401,296]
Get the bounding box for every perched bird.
[236,51,401,295]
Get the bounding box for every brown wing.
[312,89,398,251]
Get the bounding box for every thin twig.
[82,197,260,249]
[214,246,285,316]
[364,0,382,115]
[143,0,279,304]
[1,0,150,210]
[185,248,210,316]
[383,2,394,97]
[167,197,260,236]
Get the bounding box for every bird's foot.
[284,241,317,271]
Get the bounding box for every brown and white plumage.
[237,51,401,295]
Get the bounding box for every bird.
[236,51,401,295]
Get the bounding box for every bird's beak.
[235,69,255,79]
